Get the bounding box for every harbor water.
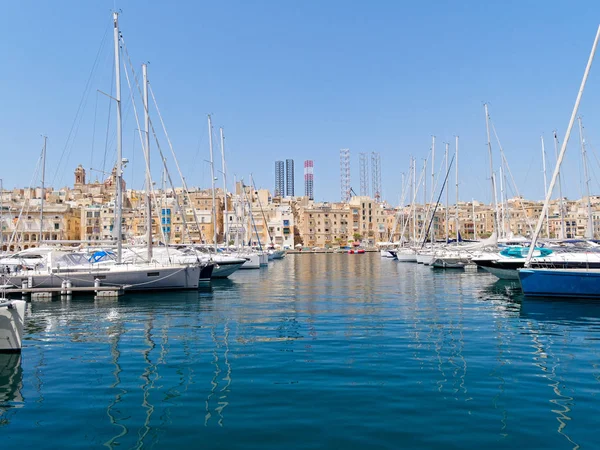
[2,253,600,449]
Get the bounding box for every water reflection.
[521,297,600,326]
[3,255,600,448]
[104,313,128,449]
[0,354,23,426]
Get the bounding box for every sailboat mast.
[445,142,449,243]
[553,131,566,239]
[161,167,168,244]
[412,157,416,244]
[220,127,229,246]
[540,135,550,238]
[472,200,477,241]
[431,136,435,244]
[207,115,218,253]
[39,135,47,244]
[484,103,499,236]
[142,63,152,261]
[578,116,594,239]
[455,136,459,246]
[400,172,405,242]
[499,164,506,239]
[113,12,123,264]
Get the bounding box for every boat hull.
[271,250,286,260]
[199,264,214,282]
[431,258,469,269]
[380,250,397,259]
[212,261,244,278]
[259,253,269,266]
[5,265,202,291]
[519,268,600,298]
[480,265,520,280]
[0,300,25,353]
[239,254,260,269]
[396,252,417,262]
[416,253,435,265]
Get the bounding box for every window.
[54,223,60,230]
[147,272,160,277]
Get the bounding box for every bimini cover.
[500,246,553,258]
[89,250,115,263]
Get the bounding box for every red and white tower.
[304,160,314,200]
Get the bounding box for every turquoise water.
[2,253,600,449]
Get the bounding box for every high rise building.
[274,161,285,197]
[286,159,295,196]
[304,160,314,200]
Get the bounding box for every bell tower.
[74,165,86,187]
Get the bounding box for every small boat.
[0,298,26,353]
[348,249,365,254]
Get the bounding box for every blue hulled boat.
[518,268,600,298]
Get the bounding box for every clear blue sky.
[2,1,600,205]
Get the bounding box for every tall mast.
[142,63,152,261]
[540,136,550,238]
[430,136,435,244]
[445,142,449,243]
[553,131,566,239]
[499,164,505,239]
[400,172,405,242]
[113,12,123,263]
[220,127,229,246]
[525,24,600,266]
[423,158,427,210]
[484,103,499,236]
[207,115,218,253]
[455,136,459,246]
[412,157,416,244]
[161,167,168,244]
[578,117,594,239]
[39,135,47,244]
[472,200,477,241]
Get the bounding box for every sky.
[2,1,600,206]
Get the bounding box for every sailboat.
[518,24,600,298]
[2,13,212,292]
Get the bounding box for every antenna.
[340,148,350,202]
[359,152,369,196]
[371,151,381,202]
